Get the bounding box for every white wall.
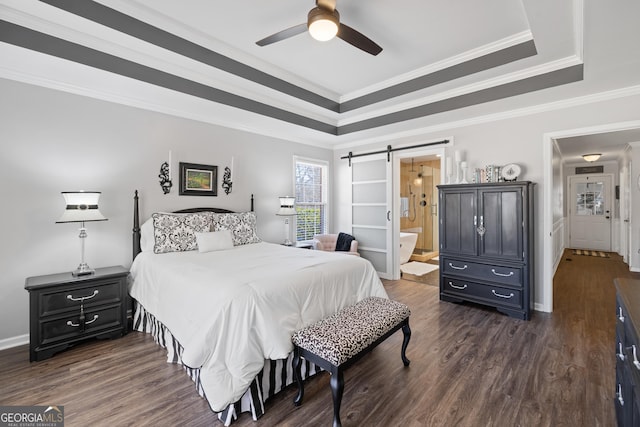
[334,92,640,312]
[630,142,640,271]
[0,79,332,344]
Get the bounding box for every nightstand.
[25,266,129,362]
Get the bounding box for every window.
[294,157,328,241]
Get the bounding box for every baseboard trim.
[0,334,28,351]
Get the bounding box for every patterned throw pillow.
[152,212,212,254]
[211,212,261,246]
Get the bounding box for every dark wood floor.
[1,249,638,426]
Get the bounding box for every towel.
[400,197,409,217]
[335,232,355,252]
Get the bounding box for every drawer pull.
[633,345,640,370]
[491,269,514,277]
[617,384,624,406]
[491,290,515,299]
[448,282,467,290]
[619,307,625,323]
[67,290,99,302]
[448,263,468,270]
[618,342,626,361]
[67,314,99,327]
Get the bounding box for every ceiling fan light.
[308,7,339,41]
[582,153,602,162]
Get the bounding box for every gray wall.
[0,78,332,343]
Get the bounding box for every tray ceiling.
[0,0,586,146]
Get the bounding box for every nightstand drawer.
[39,279,122,317]
[40,304,123,346]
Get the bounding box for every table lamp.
[56,191,107,276]
[276,196,296,246]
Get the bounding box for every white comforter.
[129,242,387,411]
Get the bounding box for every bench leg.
[401,319,411,366]
[330,368,344,427]
[293,346,304,406]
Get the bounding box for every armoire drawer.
[442,276,523,309]
[441,257,523,287]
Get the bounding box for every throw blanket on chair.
[336,232,355,252]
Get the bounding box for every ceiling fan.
[256,0,382,56]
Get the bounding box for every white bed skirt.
[133,301,322,426]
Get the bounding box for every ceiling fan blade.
[337,23,382,56]
[256,23,307,46]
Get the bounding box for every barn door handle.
[387,210,391,221]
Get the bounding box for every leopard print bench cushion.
[291,297,410,367]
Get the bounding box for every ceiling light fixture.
[307,7,339,41]
[582,153,602,162]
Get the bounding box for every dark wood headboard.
[132,190,254,260]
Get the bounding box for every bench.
[291,296,411,427]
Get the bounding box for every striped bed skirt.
[133,301,321,426]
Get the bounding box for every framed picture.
[179,162,217,196]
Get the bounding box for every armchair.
[312,233,360,256]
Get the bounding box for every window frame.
[293,156,330,243]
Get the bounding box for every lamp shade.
[277,196,296,216]
[56,191,107,223]
[307,7,339,41]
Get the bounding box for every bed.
[127,191,388,425]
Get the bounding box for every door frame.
[566,173,614,250]
[392,142,448,280]
[543,120,640,313]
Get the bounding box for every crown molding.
[332,84,640,150]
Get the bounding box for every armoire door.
[439,188,477,256]
[477,186,523,261]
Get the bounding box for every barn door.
[351,154,393,279]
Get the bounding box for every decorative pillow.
[152,212,212,254]
[212,212,261,246]
[195,230,234,253]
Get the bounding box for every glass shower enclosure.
[400,158,440,260]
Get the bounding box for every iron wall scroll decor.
[179,162,218,196]
[222,166,232,195]
[158,162,172,194]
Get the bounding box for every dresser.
[614,278,640,426]
[437,182,534,320]
[25,266,129,361]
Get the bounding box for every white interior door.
[569,174,613,251]
[351,154,393,279]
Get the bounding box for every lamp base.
[73,263,95,277]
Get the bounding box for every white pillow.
[195,230,234,253]
[140,218,154,252]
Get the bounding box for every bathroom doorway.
[400,156,441,262]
